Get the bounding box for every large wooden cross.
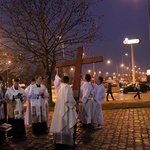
[56,47,103,100]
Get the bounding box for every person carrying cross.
[50,72,78,147]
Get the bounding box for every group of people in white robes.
[78,74,105,131]
[0,71,105,147]
[50,73,105,147]
[0,75,49,140]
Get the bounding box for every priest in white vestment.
[50,75,78,146]
[25,78,35,125]
[78,74,93,131]
[5,78,26,138]
[92,76,105,129]
[26,75,49,134]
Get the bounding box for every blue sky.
[84,0,150,76]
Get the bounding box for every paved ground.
[1,92,150,150]
[1,107,150,150]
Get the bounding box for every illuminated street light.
[70,68,74,71]
[123,38,140,83]
[93,71,96,77]
[7,61,11,64]
[107,60,111,64]
[88,69,91,73]
[121,64,124,67]
[6,60,12,88]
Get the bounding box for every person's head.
[42,77,46,85]
[63,76,69,83]
[31,78,36,85]
[13,78,20,87]
[35,75,42,84]
[97,76,103,84]
[84,74,91,82]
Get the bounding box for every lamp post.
[107,60,119,81]
[6,60,11,88]
[147,0,150,53]
[70,67,74,84]
[123,38,140,83]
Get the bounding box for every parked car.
[123,83,148,94]
[146,84,150,91]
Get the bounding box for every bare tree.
[0,0,103,102]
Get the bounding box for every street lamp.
[120,63,124,77]
[70,67,74,83]
[123,38,140,83]
[107,60,111,64]
[88,69,91,74]
[6,60,11,88]
[147,0,150,57]
[107,60,119,81]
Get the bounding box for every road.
[106,91,150,103]
[52,88,150,103]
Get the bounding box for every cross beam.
[56,56,103,68]
[56,47,103,99]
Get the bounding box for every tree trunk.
[47,73,52,104]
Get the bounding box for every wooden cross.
[56,47,103,100]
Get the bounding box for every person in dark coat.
[106,83,115,101]
[134,82,141,99]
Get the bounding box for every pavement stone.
[1,108,150,150]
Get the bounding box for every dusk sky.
[84,0,150,76]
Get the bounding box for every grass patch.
[48,101,150,111]
[102,101,150,110]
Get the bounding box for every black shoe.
[86,124,93,132]
[107,100,109,101]
[113,99,115,101]
[80,124,87,129]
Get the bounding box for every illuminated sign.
[123,38,140,45]
[147,69,150,76]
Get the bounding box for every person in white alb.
[92,76,105,129]
[26,75,49,134]
[78,74,93,131]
